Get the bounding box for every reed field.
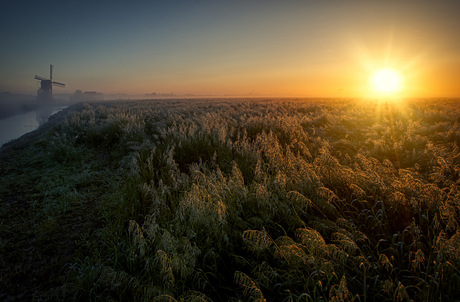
[1,98,459,301]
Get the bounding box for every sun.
[371,68,401,94]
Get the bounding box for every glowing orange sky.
[1,1,460,98]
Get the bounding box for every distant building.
[70,90,104,102]
[145,92,175,98]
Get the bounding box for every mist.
[0,90,88,120]
[0,92,38,120]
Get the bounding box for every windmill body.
[35,64,65,102]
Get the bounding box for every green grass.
[1,98,459,301]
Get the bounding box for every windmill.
[35,64,65,102]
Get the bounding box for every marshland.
[1,98,459,301]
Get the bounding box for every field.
[1,98,459,301]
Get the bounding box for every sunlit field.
[1,98,459,301]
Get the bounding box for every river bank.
[0,106,68,147]
[0,102,120,300]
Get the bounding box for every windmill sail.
[52,81,65,87]
[35,75,48,81]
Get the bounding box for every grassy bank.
[1,98,459,301]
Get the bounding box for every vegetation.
[1,98,459,301]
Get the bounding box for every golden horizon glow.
[2,2,460,98]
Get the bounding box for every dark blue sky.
[2,0,460,97]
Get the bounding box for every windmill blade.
[52,81,65,87]
[35,75,48,81]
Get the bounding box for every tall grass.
[10,98,458,301]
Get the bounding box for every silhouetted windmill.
[35,64,65,102]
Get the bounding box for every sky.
[1,0,460,98]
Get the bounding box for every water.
[0,106,66,147]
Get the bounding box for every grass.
[1,98,459,301]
